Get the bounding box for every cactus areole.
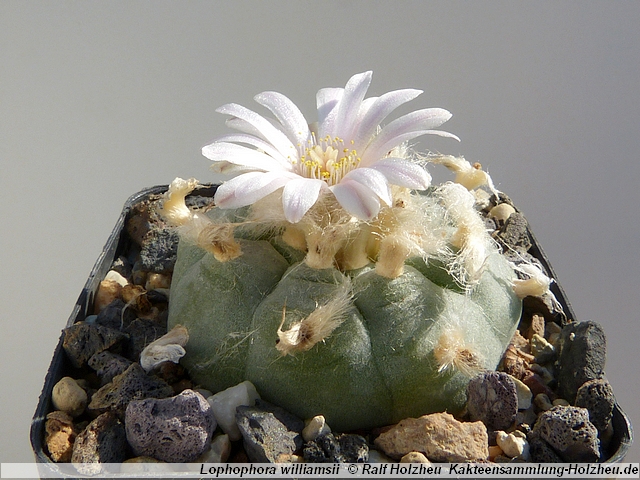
[163,72,526,431]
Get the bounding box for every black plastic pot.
[30,184,633,469]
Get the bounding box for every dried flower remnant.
[430,155,497,194]
[512,263,553,299]
[434,327,485,378]
[160,178,241,262]
[276,278,354,356]
[159,177,199,226]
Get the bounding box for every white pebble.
[207,381,260,441]
[197,434,231,463]
[495,431,530,460]
[302,415,331,442]
[52,377,87,417]
[508,374,532,410]
[104,270,129,287]
[93,279,122,313]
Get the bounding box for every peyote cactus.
[161,72,542,431]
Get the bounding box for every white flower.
[202,71,459,223]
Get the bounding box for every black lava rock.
[466,371,518,431]
[123,318,167,362]
[236,400,304,463]
[88,351,134,386]
[575,378,615,432]
[110,255,132,281]
[62,322,128,369]
[87,363,173,416]
[71,411,127,473]
[531,405,600,462]
[95,299,137,331]
[528,431,564,463]
[556,321,606,402]
[139,227,179,274]
[303,433,369,463]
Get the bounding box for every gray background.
[1,1,638,464]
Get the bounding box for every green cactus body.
[168,207,522,431]
[162,72,526,431]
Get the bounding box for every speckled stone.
[531,405,600,462]
[139,227,179,274]
[125,390,216,462]
[303,433,368,463]
[467,371,518,431]
[236,400,304,463]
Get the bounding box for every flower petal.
[316,87,343,137]
[254,91,312,148]
[211,133,289,164]
[331,71,372,141]
[216,103,298,161]
[203,142,289,174]
[330,178,381,220]
[356,96,378,121]
[282,178,326,223]
[342,167,392,206]
[213,171,293,209]
[353,88,423,150]
[369,157,432,190]
[362,108,457,165]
